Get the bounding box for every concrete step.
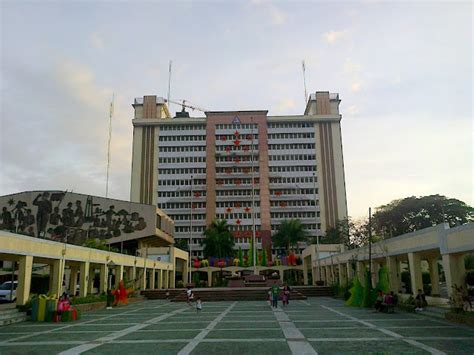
[0,307,28,327]
[0,308,21,320]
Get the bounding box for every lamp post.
[312,173,321,282]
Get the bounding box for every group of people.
[374,290,397,313]
[268,284,291,308]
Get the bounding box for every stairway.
[141,289,183,300]
[142,287,308,302]
[0,304,28,326]
[291,286,333,297]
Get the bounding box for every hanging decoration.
[235,179,241,186]
[244,207,251,213]
[279,202,287,208]
[246,134,252,140]
[256,230,261,237]
[226,207,232,213]
[233,139,241,146]
[194,192,201,198]
[225,146,231,153]
[234,157,241,164]
[243,168,250,174]
[243,145,249,152]
[234,130,240,137]
[244,230,252,237]
[235,202,241,208]
[236,219,241,225]
[233,231,241,237]
[220,135,227,142]
[275,191,282,196]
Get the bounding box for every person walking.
[196,297,202,313]
[282,284,291,306]
[271,284,280,309]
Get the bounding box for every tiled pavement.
[0,297,473,354]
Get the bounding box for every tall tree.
[322,217,372,248]
[174,238,188,251]
[372,195,473,238]
[272,219,308,254]
[201,219,235,258]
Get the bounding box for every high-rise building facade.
[130,92,347,257]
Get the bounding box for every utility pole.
[312,173,321,282]
[189,175,193,284]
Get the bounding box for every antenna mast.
[167,60,172,111]
[105,93,114,198]
[302,60,308,104]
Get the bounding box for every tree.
[272,219,308,254]
[82,238,118,252]
[322,217,372,248]
[174,238,189,251]
[201,219,235,258]
[372,195,473,238]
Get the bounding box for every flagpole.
[106,93,114,198]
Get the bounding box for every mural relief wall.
[0,191,155,245]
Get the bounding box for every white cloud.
[322,30,348,44]
[347,105,360,115]
[276,98,296,114]
[350,81,364,92]
[90,32,104,50]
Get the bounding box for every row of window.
[216,213,261,220]
[270,188,317,195]
[158,191,207,198]
[268,143,315,150]
[216,123,258,130]
[216,201,260,208]
[271,223,321,230]
[158,157,206,164]
[158,179,206,186]
[216,167,259,174]
[215,145,258,152]
[158,168,206,175]
[269,166,316,173]
[271,212,318,219]
[159,135,206,141]
[160,124,206,131]
[270,201,318,208]
[268,133,314,139]
[216,190,260,196]
[159,202,207,209]
[270,177,318,184]
[269,154,316,161]
[268,122,314,128]
[216,155,256,163]
[159,146,206,152]
[169,214,206,221]
[175,226,206,233]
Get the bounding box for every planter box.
[445,312,474,326]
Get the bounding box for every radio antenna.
[302,60,308,104]
[167,60,172,111]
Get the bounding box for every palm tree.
[272,219,308,255]
[201,219,235,258]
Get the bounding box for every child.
[196,297,202,313]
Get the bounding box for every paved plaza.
[0,297,473,354]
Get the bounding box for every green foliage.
[71,293,107,305]
[375,266,390,293]
[345,277,364,307]
[372,195,473,238]
[272,219,308,254]
[82,238,118,252]
[192,272,201,288]
[248,239,254,267]
[465,270,474,286]
[465,254,474,270]
[174,238,189,251]
[201,219,235,258]
[361,270,375,308]
[238,247,244,267]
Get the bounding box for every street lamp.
[312,173,321,282]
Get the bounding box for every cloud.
[90,32,104,50]
[276,98,296,114]
[249,0,287,25]
[350,81,364,92]
[322,30,348,44]
[347,105,360,115]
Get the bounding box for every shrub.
[466,270,474,286]
[71,293,107,305]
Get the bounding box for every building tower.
[130,92,347,257]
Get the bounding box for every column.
[339,264,346,286]
[325,266,331,284]
[442,253,466,298]
[208,271,213,287]
[311,266,317,286]
[428,258,440,296]
[158,269,163,289]
[149,269,155,290]
[163,270,169,289]
[139,268,147,290]
[99,263,108,294]
[50,259,65,297]
[79,261,90,297]
[16,255,33,306]
[69,266,79,295]
[372,262,381,287]
[115,265,124,288]
[386,256,400,293]
[170,270,176,288]
[407,252,423,295]
[356,261,365,285]
[132,266,137,289]
[346,262,352,282]
[303,258,309,285]
[88,265,95,294]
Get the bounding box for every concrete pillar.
[149,269,155,290]
[325,266,331,284]
[88,266,95,294]
[279,269,284,282]
[79,261,90,297]
[311,266,317,286]
[428,258,440,296]
[346,262,352,282]
[69,266,79,296]
[303,258,309,285]
[99,264,108,294]
[139,268,147,290]
[442,253,466,298]
[339,264,347,286]
[158,270,163,289]
[408,252,423,295]
[163,270,169,289]
[372,262,381,287]
[115,265,124,289]
[50,259,65,297]
[386,256,400,293]
[208,271,213,287]
[170,270,176,288]
[132,266,137,289]
[17,255,33,306]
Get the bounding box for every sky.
[0,0,472,219]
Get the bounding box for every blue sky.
[0,0,472,219]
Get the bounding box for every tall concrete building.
[130,92,347,257]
